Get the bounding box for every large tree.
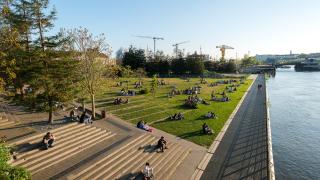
[122,47,146,70]
[240,56,260,67]
[170,57,187,75]
[69,27,113,119]
[186,53,205,75]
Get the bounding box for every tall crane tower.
[172,41,190,58]
[216,45,234,60]
[134,36,164,57]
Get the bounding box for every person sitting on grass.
[206,111,216,119]
[156,136,168,152]
[169,113,177,120]
[202,99,210,105]
[177,112,184,120]
[42,132,55,150]
[142,162,154,180]
[202,123,213,135]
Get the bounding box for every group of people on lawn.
[120,88,136,96]
[114,97,129,105]
[169,112,184,120]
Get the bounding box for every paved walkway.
[201,74,268,180]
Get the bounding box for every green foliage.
[240,56,260,67]
[122,47,146,70]
[150,74,158,97]
[145,60,170,76]
[186,53,205,75]
[171,57,187,75]
[0,140,31,180]
[139,88,149,94]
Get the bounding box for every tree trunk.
[91,93,95,119]
[48,105,53,124]
[19,87,24,100]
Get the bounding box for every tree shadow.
[179,130,205,139]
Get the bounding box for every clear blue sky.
[51,0,320,58]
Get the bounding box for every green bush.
[139,88,149,94]
[0,142,31,180]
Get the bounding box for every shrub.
[0,141,31,180]
[139,88,149,94]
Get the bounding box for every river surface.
[267,68,320,180]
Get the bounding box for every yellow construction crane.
[216,45,234,60]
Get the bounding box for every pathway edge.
[190,74,257,180]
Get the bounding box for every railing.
[264,75,276,180]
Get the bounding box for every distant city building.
[255,54,298,61]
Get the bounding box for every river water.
[267,68,320,179]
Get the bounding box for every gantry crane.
[172,41,190,58]
[216,45,234,60]
[134,36,164,57]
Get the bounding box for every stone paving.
[201,74,268,180]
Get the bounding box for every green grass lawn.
[85,77,252,147]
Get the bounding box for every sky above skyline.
[51,0,320,58]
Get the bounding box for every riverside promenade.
[200,74,273,180]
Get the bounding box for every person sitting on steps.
[156,136,168,152]
[142,162,154,180]
[80,111,93,124]
[42,132,55,150]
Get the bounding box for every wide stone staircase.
[67,133,190,180]
[9,123,116,176]
[9,122,190,179]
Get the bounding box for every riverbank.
[198,74,272,179]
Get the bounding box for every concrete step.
[12,125,93,164]
[0,120,15,127]
[92,136,157,179]
[27,123,88,145]
[67,134,149,179]
[10,123,81,146]
[111,142,175,180]
[124,143,181,180]
[157,148,190,180]
[30,130,115,174]
[74,135,154,180]
[16,127,103,167]
[0,118,8,122]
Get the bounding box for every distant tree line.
[120,47,238,77]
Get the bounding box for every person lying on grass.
[42,132,55,150]
[202,123,213,135]
[137,121,153,132]
[205,111,216,119]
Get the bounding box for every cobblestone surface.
[201,74,268,180]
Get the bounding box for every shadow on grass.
[178,130,205,139]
